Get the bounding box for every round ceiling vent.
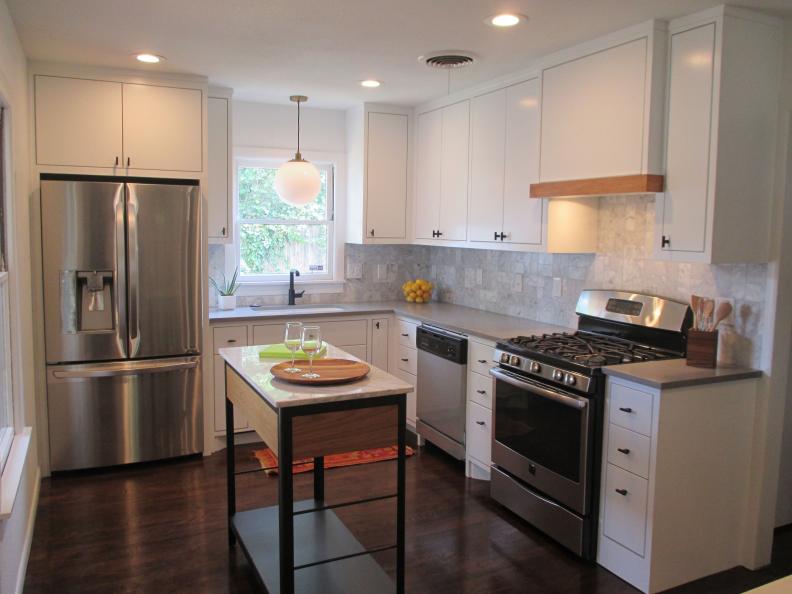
[420,51,476,69]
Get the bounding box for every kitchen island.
[219,344,413,594]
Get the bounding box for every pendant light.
[275,95,321,205]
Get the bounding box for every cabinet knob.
[401,358,409,362]
[476,389,486,395]
[400,333,409,337]
[618,407,634,414]
[127,157,131,167]
[227,339,236,343]
[476,420,486,426]
[615,488,628,496]
[115,156,119,166]
[370,228,375,236]
[494,231,499,241]
[221,226,226,236]
[617,447,630,455]
[477,359,487,364]
[661,235,671,248]
[375,322,380,329]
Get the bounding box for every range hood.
[529,174,664,198]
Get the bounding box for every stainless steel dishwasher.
[416,325,468,460]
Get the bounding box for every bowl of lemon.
[402,279,433,303]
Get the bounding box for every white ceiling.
[7,0,792,109]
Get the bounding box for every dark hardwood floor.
[24,443,792,593]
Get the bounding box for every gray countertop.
[209,301,569,343]
[603,359,762,389]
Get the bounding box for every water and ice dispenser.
[60,270,114,333]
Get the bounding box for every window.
[236,160,334,282]
[0,106,12,472]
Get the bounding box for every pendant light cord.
[297,99,301,156]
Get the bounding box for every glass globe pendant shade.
[275,156,321,205]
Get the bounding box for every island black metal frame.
[225,365,407,594]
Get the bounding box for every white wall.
[233,100,346,152]
[0,1,39,592]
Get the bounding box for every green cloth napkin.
[259,343,327,359]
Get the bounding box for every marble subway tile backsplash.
[208,195,766,367]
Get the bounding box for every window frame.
[0,104,11,473]
[229,146,347,294]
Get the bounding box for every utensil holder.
[687,330,718,368]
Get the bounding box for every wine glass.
[283,322,303,373]
[300,326,323,379]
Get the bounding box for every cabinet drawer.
[467,401,492,465]
[607,423,651,479]
[469,341,495,377]
[253,319,368,347]
[213,326,248,353]
[468,371,493,409]
[397,345,417,375]
[603,463,649,556]
[398,319,417,347]
[391,367,417,425]
[609,382,653,437]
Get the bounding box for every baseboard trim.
[14,465,40,594]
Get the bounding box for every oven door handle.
[490,367,589,410]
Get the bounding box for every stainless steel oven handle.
[490,367,588,410]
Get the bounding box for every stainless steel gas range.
[489,290,692,559]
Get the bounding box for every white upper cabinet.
[35,76,123,168]
[469,80,544,247]
[540,37,651,182]
[122,83,203,172]
[208,93,232,242]
[469,89,506,243]
[34,75,204,174]
[414,108,442,240]
[659,6,781,263]
[345,105,410,244]
[366,112,408,239]
[438,100,470,241]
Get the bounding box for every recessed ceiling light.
[136,53,164,64]
[486,13,527,27]
[360,79,381,88]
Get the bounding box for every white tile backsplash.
[208,195,766,367]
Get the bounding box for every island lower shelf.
[232,501,395,594]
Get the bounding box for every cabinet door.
[439,101,470,241]
[35,76,123,168]
[469,90,506,243]
[122,83,203,172]
[540,38,647,181]
[214,355,248,432]
[415,109,442,239]
[207,97,230,239]
[370,318,389,370]
[366,113,408,239]
[661,23,716,254]
[503,79,543,245]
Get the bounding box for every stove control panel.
[493,349,593,393]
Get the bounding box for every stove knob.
[565,374,577,386]
[553,369,564,382]
[510,355,521,366]
[500,352,511,364]
[529,361,541,374]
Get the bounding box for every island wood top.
[219,344,414,409]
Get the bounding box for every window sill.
[0,427,32,521]
[235,280,347,297]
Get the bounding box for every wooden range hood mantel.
[529,174,664,198]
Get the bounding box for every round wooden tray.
[270,358,371,385]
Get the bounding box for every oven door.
[491,367,592,515]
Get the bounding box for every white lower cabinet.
[213,326,249,432]
[597,375,760,593]
[391,317,419,428]
[465,338,495,480]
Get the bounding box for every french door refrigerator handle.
[127,187,141,357]
[490,367,588,410]
[52,357,199,379]
[114,188,129,356]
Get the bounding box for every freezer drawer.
[47,357,202,471]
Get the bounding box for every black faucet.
[288,269,305,305]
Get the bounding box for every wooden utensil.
[271,358,371,385]
[690,295,703,330]
[701,299,715,331]
[712,301,733,330]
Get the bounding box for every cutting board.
[270,358,371,385]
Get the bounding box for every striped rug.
[252,445,414,475]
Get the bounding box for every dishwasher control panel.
[416,325,468,364]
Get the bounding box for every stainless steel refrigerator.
[41,176,202,471]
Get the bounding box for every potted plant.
[210,267,240,310]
